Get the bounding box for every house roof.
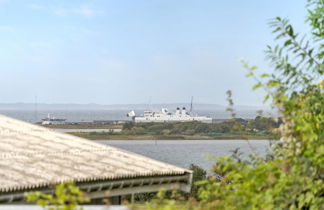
[0,115,189,193]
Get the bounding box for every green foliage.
[119,120,278,139]
[25,182,89,210]
[134,192,157,203]
[123,121,135,130]
[307,0,324,44]
[247,116,281,134]
[189,164,208,199]
[132,190,198,210]
[225,90,235,119]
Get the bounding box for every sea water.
[98,140,272,172]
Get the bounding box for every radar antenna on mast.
[190,96,194,113]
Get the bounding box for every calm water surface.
[0,109,270,123]
[53,128,122,133]
[98,140,272,172]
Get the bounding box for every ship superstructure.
[127,107,212,123]
[41,114,66,125]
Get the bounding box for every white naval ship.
[41,114,66,125]
[127,107,212,123]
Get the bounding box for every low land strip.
[59,116,280,140]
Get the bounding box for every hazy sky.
[0,0,308,105]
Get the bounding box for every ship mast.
[190,96,193,113]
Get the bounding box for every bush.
[189,164,208,199]
[123,121,135,130]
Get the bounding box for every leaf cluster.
[25,182,89,210]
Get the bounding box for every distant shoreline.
[68,132,275,141]
[41,119,278,141]
[97,139,273,140]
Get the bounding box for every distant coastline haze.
[0,103,269,110]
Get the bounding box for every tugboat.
[41,114,66,125]
[127,107,212,123]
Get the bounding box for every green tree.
[123,121,135,130]
[194,123,211,134]
[188,164,208,199]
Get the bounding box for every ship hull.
[134,117,212,123]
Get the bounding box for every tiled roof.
[0,115,189,193]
